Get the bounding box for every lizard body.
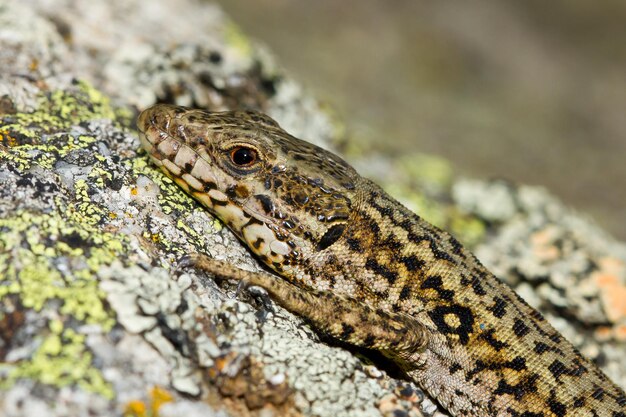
[137,104,626,416]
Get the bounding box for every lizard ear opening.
[316,223,346,251]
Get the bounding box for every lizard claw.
[236,281,275,319]
[174,254,199,276]
[177,254,198,270]
[235,278,250,296]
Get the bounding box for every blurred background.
[216,0,626,239]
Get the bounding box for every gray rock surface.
[0,1,624,417]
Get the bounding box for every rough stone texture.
[0,1,624,417]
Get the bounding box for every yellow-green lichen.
[2,320,114,399]
[0,211,121,326]
[124,386,174,417]
[129,156,226,258]
[0,212,121,397]
[382,149,488,250]
[88,156,115,188]
[176,219,204,245]
[0,82,143,398]
[448,210,487,249]
[129,157,198,216]
[73,179,106,225]
[0,81,119,171]
[384,183,486,248]
[211,218,223,231]
[4,81,116,138]
[132,156,226,240]
[384,183,447,227]
[397,152,454,191]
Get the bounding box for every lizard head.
[138,104,359,275]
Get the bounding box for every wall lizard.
[137,104,626,416]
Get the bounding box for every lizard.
[137,103,626,417]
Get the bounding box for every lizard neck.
[305,176,478,316]
[300,178,432,308]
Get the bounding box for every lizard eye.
[230,146,258,167]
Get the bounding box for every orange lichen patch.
[0,129,19,147]
[595,323,626,342]
[615,324,626,342]
[596,257,625,276]
[529,227,560,262]
[29,58,39,72]
[150,386,173,415]
[594,326,613,342]
[123,386,174,417]
[124,400,147,417]
[207,351,248,381]
[600,289,626,322]
[592,257,626,323]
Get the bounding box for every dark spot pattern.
[479,329,509,351]
[421,275,455,301]
[317,224,346,251]
[488,297,507,318]
[513,319,531,338]
[399,286,412,300]
[400,255,425,272]
[345,237,362,251]
[428,304,475,345]
[365,258,398,285]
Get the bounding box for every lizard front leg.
[180,254,429,363]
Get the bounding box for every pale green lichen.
[385,182,448,227]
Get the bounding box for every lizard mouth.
[137,105,177,164]
[137,104,171,141]
[137,105,223,211]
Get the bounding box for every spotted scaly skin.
[137,104,626,417]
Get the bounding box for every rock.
[1,1,624,416]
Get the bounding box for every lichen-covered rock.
[1,1,624,417]
[0,1,422,416]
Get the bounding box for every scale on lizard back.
[138,104,626,417]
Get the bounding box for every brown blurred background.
[216,0,626,239]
